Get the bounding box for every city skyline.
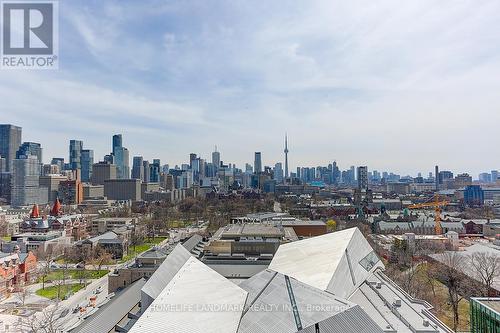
[1,1,500,175]
[3,122,499,179]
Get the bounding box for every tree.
[15,286,32,306]
[469,251,500,296]
[429,252,469,331]
[36,246,57,290]
[90,247,113,271]
[326,219,337,232]
[17,303,62,333]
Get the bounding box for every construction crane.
[407,194,450,235]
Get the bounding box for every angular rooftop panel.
[130,256,248,333]
[268,227,384,299]
[238,269,383,333]
[140,243,192,311]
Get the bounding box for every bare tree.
[429,252,469,331]
[469,251,500,296]
[17,303,62,333]
[90,247,113,271]
[36,246,56,290]
[14,285,32,306]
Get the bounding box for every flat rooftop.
[475,298,500,313]
[215,224,284,239]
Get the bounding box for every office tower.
[0,157,5,173]
[69,140,83,170]
[164,174,174,190]
[81,149,94,182]
[0,173,12,203]
[0,124,22,172]
[132,156,144,180]
[479,173,492,183]
[115,147,130,179]
[212,146,220,169]
[42,164,60,176]
[11,155,47,206]
[245,163,253,174]
[332,161,340,185]
[357,166,368,190]
[112,134,130,179]
[464,185,484,207]
[274,163,283,183]
[439,170,453,185]
[189,153,197,169]
[254,152,262,174]
[435,165,439,190]
[91,162,117,185]
[199,158,206,178]
[491,170,499,183]
[51,158,65,171]
[153,159,161,166]
[112,134,122,154]
[104,154,114,164]
[150,163,160,183]
[284,134,289,178]
[104,179,141,201]
[16,142,42,164]
[39,174,67,202]
[143,160,150,183]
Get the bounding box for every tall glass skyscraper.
[112,134,122,154]
[81,149,94,182]
[132,156,144,180]
[0,124,22,172]
[16,142,42,163]
[254,152,262,174]
[69,140,83,170]
[11,155,47,206]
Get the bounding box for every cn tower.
[284,133,289,178]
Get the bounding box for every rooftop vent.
[376,282,382,289]
[393,298,401,307]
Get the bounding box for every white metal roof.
[130,256,248,333]
[268,227,384,299]
[140,243,192,311]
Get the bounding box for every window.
[359,251,380,271]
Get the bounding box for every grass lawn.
[35,283,87,300]
[167,221,190,228]
[398,263,470,332]
[38,269,108,283]
[428,278,470,331]
[119,237,167,263]
[148,236,167,245]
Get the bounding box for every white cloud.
[1,0,499,175]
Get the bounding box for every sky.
[1,0,500,177]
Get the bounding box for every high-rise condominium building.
[69,140,83,170]
[81,149,94,182]
[254,152,262,174]
[357,166,368,190]
[212,146,220,169]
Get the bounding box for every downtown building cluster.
[1,124,499,208]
